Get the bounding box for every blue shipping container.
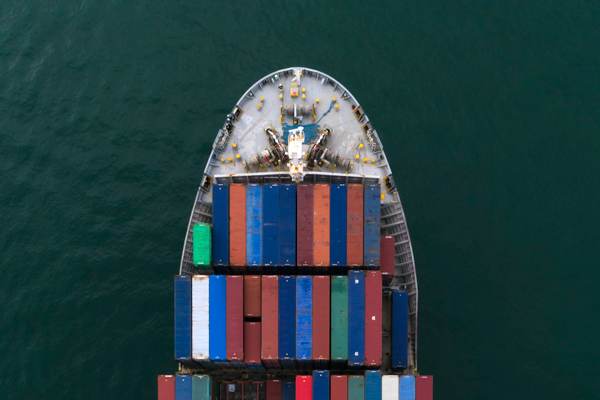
[399,375,415,400]
[312,370,330,400]
[279,184,297,266]
[295,276,312,361]
[282,379,295,400]
[246,184,263,266]
[263,184,280,265]
[392,290,409,369]
[174,275,191,361]
[212,184,229,265]
[209,275,226,361]
[363,183,381,266]
[279,276,296,365]
[330,183,347,266]
[348,270,365,366]
[365,370,382,400]
[176,375,192,400]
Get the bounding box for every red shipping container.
[266,380,282,400]
[381,235,395,276]
[157,375,175,400]
[313,184,330,266]
[346,184,364,266]
[330,375,348,400]
[364,271,382,366]
[244,321,261,364]
[261,276,279,366]
[229,183,246,267]
[226,275,244,360]
[416,376,434,400]
[244,275,261,318]
[297,185,314,265]
[296,376,313,400]
[312,276,330,360]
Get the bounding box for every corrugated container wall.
[226,276,243,361]
[229,183,246,267]
[246,184,263,266]
[312,276,330,361]
[157,375,175,400]
[174,275,191,361]
[266,380,282,400]
[330,275,348,361]
[330,184,347,266]
[380,235,396,277]
[416,376,433,400]
[348,270,365,366]
[364,271,382,366]
[312,370,329,400]
[192,223,211,267]
[346,184,364,266]
[261,276,279,366]
[363,184,381,266]
[212,183,229,265]
[282,379,295,400]
[330,375,348,400]
[313,184,330,266]
[279,184,297,266]
[209,275,226,361]
[244,321,261,365]
[192,275,209,361]
[243,275,261,318]
[382,375,399,400]
[347,376,364,400]
[399,375,415,400]
[176,375,192,400]
[364,371,382,400]
[297,185,314,266]
[278,276,296,366]
[296,276,313,361]
[296,375,312,400]
[392,290,409,369]
[191,375,211,400]
[263,184,280,266]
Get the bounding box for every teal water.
[1,1,599,398]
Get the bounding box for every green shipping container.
[193,223,211,267]
[348,376,364,400]
[192,375,211,399]
[331,275,348,360]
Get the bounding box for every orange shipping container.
[347,184,364,266]
[229,183,246,267]
[313,184,330,266]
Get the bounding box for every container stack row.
[193,183,383,269]
[174,272,413,368]
[157,372,433,400]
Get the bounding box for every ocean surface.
[1,1,599,398]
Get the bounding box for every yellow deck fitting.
[301,94,307,100]
[315,98,320,104]
[301,87,306,93]
[335,103,340,111]
[259,96,265,102]
[358,143,364,149]
[231,143,237,148]
[362,157,369,163]
[354,154,360,160]
[278,93,283,100]
[257,103,263,110]
[380,193,385,201]
[235,154,241,159]
[332,96,337,102]
[226,157,233,162]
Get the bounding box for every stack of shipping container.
[159,182,433,399]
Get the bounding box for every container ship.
[157,68,433,399]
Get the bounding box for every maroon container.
[312,276,330,361]
[346,184,364,266]
[381,235,396,277]
[297,184,314,265]
[244,275,261,318]
[416,376,434,400]
[157,375,175,400]
[244,321,261,365]
[330,375,348,400]
[364,271,382,366]
[266,380,282,400]
[226,275,244,361]
[261,276,279,366]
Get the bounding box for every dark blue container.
[330,183,347,266]
[363,183,381,266]
[282,379,295,400]
[312,370,330,400]
[295,276,312,361]
[174,275,191,361]
[176,375,192,400]
[246,184,263,266]
[399,375,415,400]
[209,275,226,361]
[365,370,382,400]
[279,184,297,266]
[212,184,229,265]
[348,270,365,366]
[392,289,409,369]
[263,184,280,266]
[278,275,296,366]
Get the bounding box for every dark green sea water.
[2,1,599,398]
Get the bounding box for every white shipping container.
[192,275,209,360]
[382,375,399,400]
